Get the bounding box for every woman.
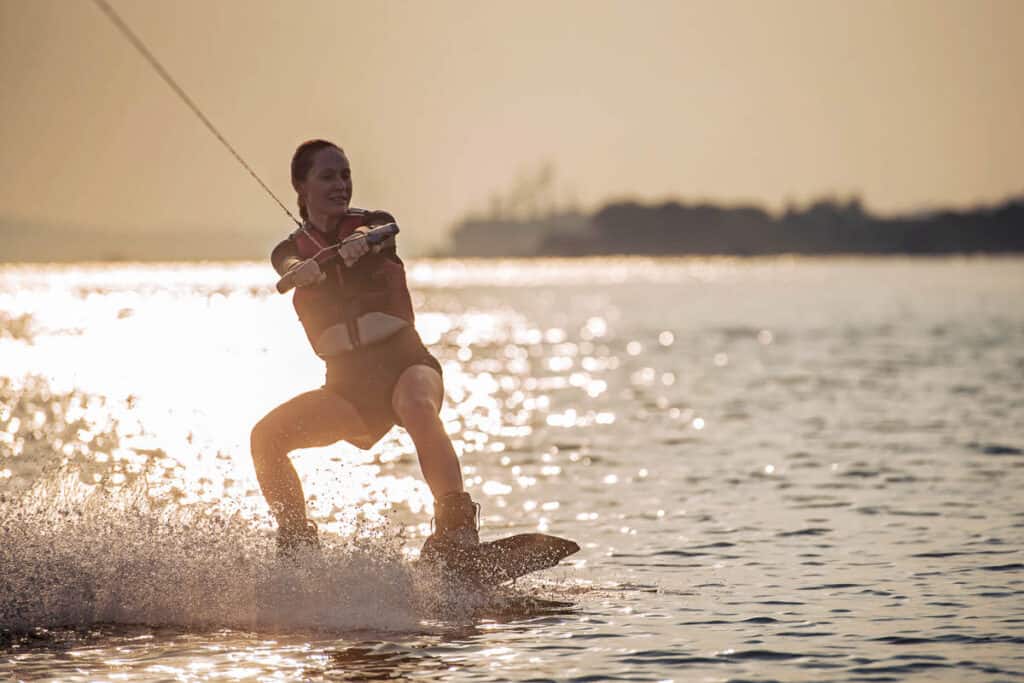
[251,139,479,567]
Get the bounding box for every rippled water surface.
[1,257,1023,682]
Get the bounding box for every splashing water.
[2,464,423,628]
[0,374,522,636]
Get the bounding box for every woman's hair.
[291,139,344,221]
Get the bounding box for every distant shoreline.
[442,195,1024,258]
[3,193,1022,262]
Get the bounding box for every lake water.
[1,256,1022,682]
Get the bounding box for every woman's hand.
[338,227,378,267]
[291,258,325,287]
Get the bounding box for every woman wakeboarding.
[250,139,479,567]
[89,2,577,582]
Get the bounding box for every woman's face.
[298,147,352,219]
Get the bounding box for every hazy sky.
[1,0,1021,254]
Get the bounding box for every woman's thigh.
[256,388,372,451]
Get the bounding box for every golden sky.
[1,0,1021,254]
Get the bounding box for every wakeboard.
[437,533,580,587]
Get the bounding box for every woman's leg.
[250,388,371,531]
[393,365,480,567]
[390,365,463,498]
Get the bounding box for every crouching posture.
[250,139,478,568]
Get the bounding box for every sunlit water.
[1,256,1022,682]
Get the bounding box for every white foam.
[0,472,445,632]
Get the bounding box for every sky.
[1,0,1022,256]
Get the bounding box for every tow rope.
[91,0,301,227]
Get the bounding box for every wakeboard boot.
[276,518,320,560]
[420,491,481,577]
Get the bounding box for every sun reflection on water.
[0,260,636,547]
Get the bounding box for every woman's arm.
[271,235,303,276]
[273,210,398,275]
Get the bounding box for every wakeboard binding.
[420,491,579,586]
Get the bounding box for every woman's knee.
[251,416,289,460]
[394,392,440,429]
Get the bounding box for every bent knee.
[393,393,441,427]
[251,418,289,458]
